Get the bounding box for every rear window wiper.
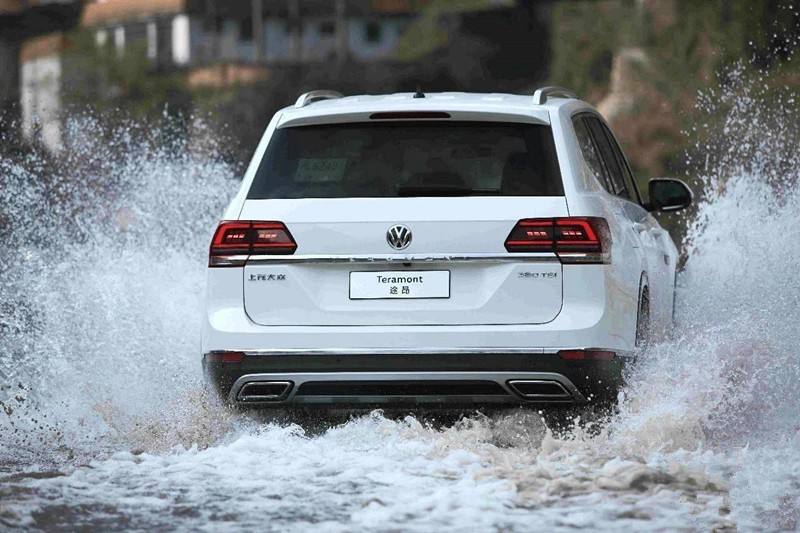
[396,186,500,197]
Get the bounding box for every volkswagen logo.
[386,224,412,250]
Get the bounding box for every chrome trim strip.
[558,252,609,264]
[229,371,587,404]
[245,252,559,265]
[209,255,248,267]
[289,395,516,405]
[242,347,548,356]
[236,347,635,359]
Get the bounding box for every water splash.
[1,71,799,530]
[0,112,240,464]
[611,65,800,529]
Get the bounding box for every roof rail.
[295,90,344,108]
[532,86,577,105]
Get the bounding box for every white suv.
[202,87,692,408]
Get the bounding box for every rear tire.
[635,287,651,350]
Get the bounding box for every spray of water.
[1,71,799,530]
[0,112,240,463]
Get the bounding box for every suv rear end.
[202,91,633,408]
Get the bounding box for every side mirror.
[647,178,693,212]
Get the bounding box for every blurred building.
[20,33,65,149]
[82,0,416,69]
[12,0,433,150]
[10,0,542,152]
[0,0,81,149]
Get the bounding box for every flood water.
[1,74,799,531]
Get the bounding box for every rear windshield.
[247,121,563,199]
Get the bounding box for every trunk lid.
[240,197,567,326]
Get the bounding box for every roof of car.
[276,91,580,128]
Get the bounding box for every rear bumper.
[203,350,629,406]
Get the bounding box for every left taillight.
[209,221,296,267]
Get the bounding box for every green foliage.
[548,0,800,243]
[394,0,513,61]
[548,1,631,96]
[394,10,448,62]
[549,0,800,169]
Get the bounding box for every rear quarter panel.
[549,102,644,348]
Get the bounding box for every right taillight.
[209,221,296,267]
[505,217,611,264]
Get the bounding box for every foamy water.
[1,77,799,531]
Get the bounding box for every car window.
[247,121,564,199]
[572,116,612,192]
[585,117,631,201]
[599,122,642,204]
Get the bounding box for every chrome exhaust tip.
[237,381,293,402]
[507,380,572,401]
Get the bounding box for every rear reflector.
[209,221,296,267]
[205,351,245,363]
[558,349,616,361]
[505,217,611,263]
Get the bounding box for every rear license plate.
[349,270,450,300]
